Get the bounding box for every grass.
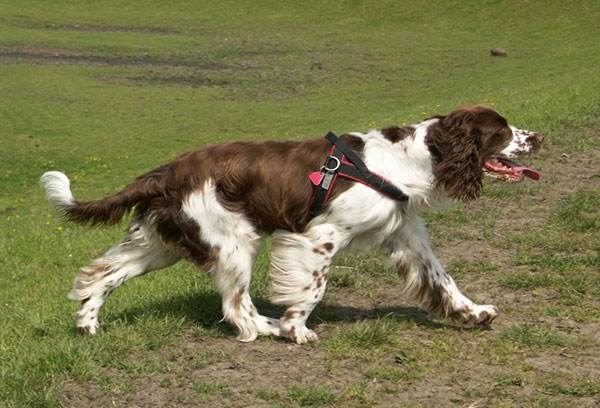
[501,325,566,349]
[287,386,338,407]
[2,1,600,407]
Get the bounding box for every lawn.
[1,1,600,406]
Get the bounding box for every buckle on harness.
[321,156,341,173]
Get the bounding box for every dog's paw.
[463,304,499,326]
[281,324,319,344]
[77,322,99,335]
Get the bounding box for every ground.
[1,2,600,407]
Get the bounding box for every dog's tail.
[40,169,166,226]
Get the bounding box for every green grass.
[2,1,600,406]
[501,325,566,349]
[287,386,338,407]
[192,381,230,401]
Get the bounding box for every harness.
[308,131,409,217]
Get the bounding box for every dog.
[41,105,543,343]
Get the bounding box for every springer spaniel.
[41,105,543,343]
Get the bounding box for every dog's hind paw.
[462,304,499,327]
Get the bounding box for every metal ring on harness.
[321,156,341,172]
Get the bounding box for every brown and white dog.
[41,105,543,343]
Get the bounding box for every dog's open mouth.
[484,157,540,182]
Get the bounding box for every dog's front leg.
[269,224,344,344]
[390,216,498,326]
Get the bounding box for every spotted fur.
[41,105,542,343]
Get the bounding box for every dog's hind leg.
[181,185,279,342]
[212,242,281,342]
[70,220,180,334]
[270,224,344,344]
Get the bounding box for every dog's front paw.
[281,323,319,344]
[462,304,499,326]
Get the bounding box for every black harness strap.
[309,131,409,217]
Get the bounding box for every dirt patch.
[0,47,228,69]
[7,15,180,35]
[99,72,231,88]
[27,22,178,35]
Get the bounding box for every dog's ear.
[425,109,484,201]
[426,106,513,201]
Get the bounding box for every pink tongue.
[511,164,540,180]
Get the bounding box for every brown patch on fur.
[323,242,334,252]
[381,126,415,143]
[59,134,364,236]
[415,262,452,317]
[312,270,319,277]
[286,326,296,342]
[233,288,244,310]
[80,262,111,277]
[211,136,364,232]
[526,132,544,152]
[397,262,409,279]
[55,134,366,269]
[209,246,221,258]
[283,310,298,320]
[425,105,513,201]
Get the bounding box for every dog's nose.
[526,132,544,152]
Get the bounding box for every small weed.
[495,374,525,387]
[449,260,498,279]
[366,366,414,383]
[256,388,281,401]
[329,268,360,288]
[499,271,555,289]
[542,376,600,397]
[501,325,566,349]
[192,382,229,401]
[326,318,398,355]
[341,382,371,405]
[286,385,337,407]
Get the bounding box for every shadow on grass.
[108,291,477,334]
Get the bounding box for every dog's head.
[425,105,543,201]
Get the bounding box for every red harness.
[308,132,409,217]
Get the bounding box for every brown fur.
[59,135,364,266]
[380,126,415,143]
[425,105,512,201]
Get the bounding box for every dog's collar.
[308,131,409,217]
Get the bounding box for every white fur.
[70,221,179,334]
[40,171,75,210]
[182,181,278,341]
[503,126,541,158]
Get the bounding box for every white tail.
[40,171,75,210]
